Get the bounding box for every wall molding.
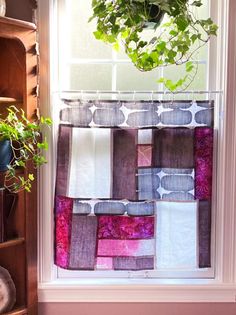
[38,282,236,303]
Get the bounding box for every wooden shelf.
[0,16,38,315]
[0,97,23,105]
[0,16,36,30]
[0,238,25,249]
[4,306,27,315]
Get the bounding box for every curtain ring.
[171,91,174,105]
[150,91,154,104]
[133,90,136,102]
[118,90,121,106]
[208,91,212,107]
[192,90,195,102]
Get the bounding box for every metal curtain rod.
[59,90,223,95]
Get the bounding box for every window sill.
[38,280,236,303]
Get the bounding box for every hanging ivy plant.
[90,0,217,90]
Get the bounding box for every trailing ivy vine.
[90,0,217,91]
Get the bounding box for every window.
[57,0,209,92]
[38,0,236,303]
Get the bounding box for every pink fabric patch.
[55,196,73,268]
[96,257,113,270]
[97,239,155,257]
[137,145,152,167]
[98,216,154,239]
[195,128,213,200]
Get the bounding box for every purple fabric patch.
[69,215,98,270]
[55,125,72,196]
[194,127,213,200]
[113,256,154,270]
[98,216,154,240]
[112,129,137,200]
[153,128,194,168]
[199,201,211,268]
[55,196,73,268]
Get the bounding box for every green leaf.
[29,174,34,181]
[93,30,102,40]
[176,17,189,31]
[186,61,194,72]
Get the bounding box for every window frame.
[38,0,236,302]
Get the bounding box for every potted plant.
[90,0,218,90]
[0,106,52,193]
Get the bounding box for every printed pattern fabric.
[55,100,214,270]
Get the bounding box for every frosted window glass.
[70,1,112,59]
[70,65,112,90]
[117,64,162,91]
[163,64,207,92]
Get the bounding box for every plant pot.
[0,140,12,172]
[144,5,165,29]
[0,188,17,243]
[148,4,165,23]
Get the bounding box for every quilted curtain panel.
[55,100,214,271]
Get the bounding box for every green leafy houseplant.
[90,0,218,91]
[0,106,52,193]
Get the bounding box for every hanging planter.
[90,0,218,90]
[144,4,165,25]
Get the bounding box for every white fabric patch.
[156,201,197,269]
[138,129,153,144]
[68,128,111,198]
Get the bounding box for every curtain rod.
[58,90,222,95]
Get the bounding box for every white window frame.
[38,0,236,303]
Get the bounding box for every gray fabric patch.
[114,256,154,270]
[127,111,160,127]
[138,168,161,200]
[94,201,126,215]
[60,107,92,125]
[160,109,192,125]
[73,200,91,214]
[162,192,195,201]
[161,175,194,191]
[93,108,125,126]
[126,201,155,216]
[195,109,213,127]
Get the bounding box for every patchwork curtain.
[55,100,214,271]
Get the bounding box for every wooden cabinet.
[0,17,38,315]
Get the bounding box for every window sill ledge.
[38,281,236,303]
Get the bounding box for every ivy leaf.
[186,61,194,72]
[93,30,102,40]
[176,17,189,31]
[29,174,35,181]
[113,41,120,51]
